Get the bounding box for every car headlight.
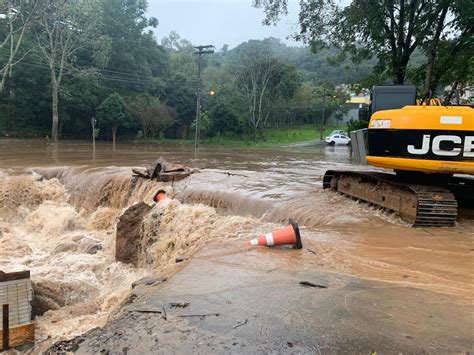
[371,119,391,128]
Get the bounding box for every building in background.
[328,89,370,125]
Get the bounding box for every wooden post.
[2,304,9,350]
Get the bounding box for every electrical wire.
[0,52,200,88]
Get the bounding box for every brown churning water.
[0,139,473,347]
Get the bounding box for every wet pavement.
[51,242,473,354]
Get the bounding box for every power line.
[0,53,200,88]
[13,48,166,79]
[12,33,201,80]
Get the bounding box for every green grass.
[138,124,346,148]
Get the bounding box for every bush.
[346,119,368,132]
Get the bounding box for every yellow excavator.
[324,85,474,227]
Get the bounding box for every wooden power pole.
[193,45,214,150]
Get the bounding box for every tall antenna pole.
[193,45,214,150]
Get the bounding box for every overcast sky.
[147,0,301,49]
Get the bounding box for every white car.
[325,133,351,146]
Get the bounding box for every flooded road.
[0,139,473,348]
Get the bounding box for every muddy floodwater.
[0,139,473,349]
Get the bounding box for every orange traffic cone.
[247,219,302,249]
[153,189,168,203]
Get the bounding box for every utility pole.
[193,45,214,150]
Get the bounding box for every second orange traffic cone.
[247,219,302,249]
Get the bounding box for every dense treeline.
[0,0,470,143]
[0,0,367,142]
[255,0,473,92]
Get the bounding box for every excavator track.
[323,170,459,227]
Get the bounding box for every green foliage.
[254,0,472,87]
[127,95,174,139]
[346,119,367,133]
[228,38,371,85]
[8,0,473,144]
[34,0,104,141]
[191,111,209,132]
[161,31,194,53]
[98,0,168,95]
[163,71,196,138]
[208,101,241,137]
[97,92,130,132]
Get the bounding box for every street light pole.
[193,45,214,150]
[91,116,96,150]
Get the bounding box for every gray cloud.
[147,0,301,49]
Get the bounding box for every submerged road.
[50,242,473,354]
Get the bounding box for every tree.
[208,100,240,142]
[99,0,167,96]
[236,54,279,140]
[265,61,300,127]
[163,71,196,139]
[161,30,193,53]
[127,95,174,141]
[61,68,104,136]
[96,92,129,148]
[34,0,101,142]
[421,0,473,93]
[290,83,347,132]
[0,0,39,93]
[254,0,472,86]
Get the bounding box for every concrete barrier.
[350,129,368,165]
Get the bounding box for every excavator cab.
[357,85,417,122]
[371,85,417,113]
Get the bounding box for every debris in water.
[299,281,327,289]
[132,158,194,182]
[247,219,303,249]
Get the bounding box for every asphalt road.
[48,242,473,354]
